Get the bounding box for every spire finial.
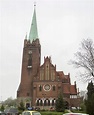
[34,1,36,7]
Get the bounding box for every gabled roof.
[63,84,70,94]
[40,56,55,68]
[57,71,70,83]
[57,71,65,79]
[70,85,77,94]
[62,84,77,94]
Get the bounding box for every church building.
[17,5,82,110]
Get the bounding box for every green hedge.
[40,111,63,115]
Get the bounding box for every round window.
[44,84,51,91]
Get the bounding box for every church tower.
[17,5,41,106]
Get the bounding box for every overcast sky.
[0,0,94,101]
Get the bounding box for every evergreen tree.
[80,101,86,112]
[18,100,25,113]
[0,105,4,112]
[55,93,65,112]
[87,81,94,98]
[91,94,94,114]
[85,81,94,115]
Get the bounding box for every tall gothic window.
[28,51,32,68]
[53,86,55,91]
[28,58,32,66]
[39,85,42,91]
[51,70,55,81]
[40,69,44,80]
[45,63,49,80]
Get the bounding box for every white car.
[22,111,41,115]
[63,113,89,115]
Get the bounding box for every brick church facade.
[17,5,82,109]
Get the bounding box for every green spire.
[29,5,38,42]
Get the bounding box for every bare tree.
[71,39,94,82]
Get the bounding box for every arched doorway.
[48,100,50,106]
[40,100,43,106]
[44,100,47,106]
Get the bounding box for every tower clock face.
[28,50,32,54]
[44,84,51,91]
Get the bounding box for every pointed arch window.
[48,100,50,106]
[45,63,50,80]
[28,58,32,66]
[44,100,47,106]
[52,99,56,106]
[40,100,43,106]
[36,100,39,106]
[53,86,55,91]
[27,51,32,68]
[52,100,54,106]
[39,85,42,91]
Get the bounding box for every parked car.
[0,111,6,115]
[63,113,89,115]
[22,110,41,115]
[4,108,18,115]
